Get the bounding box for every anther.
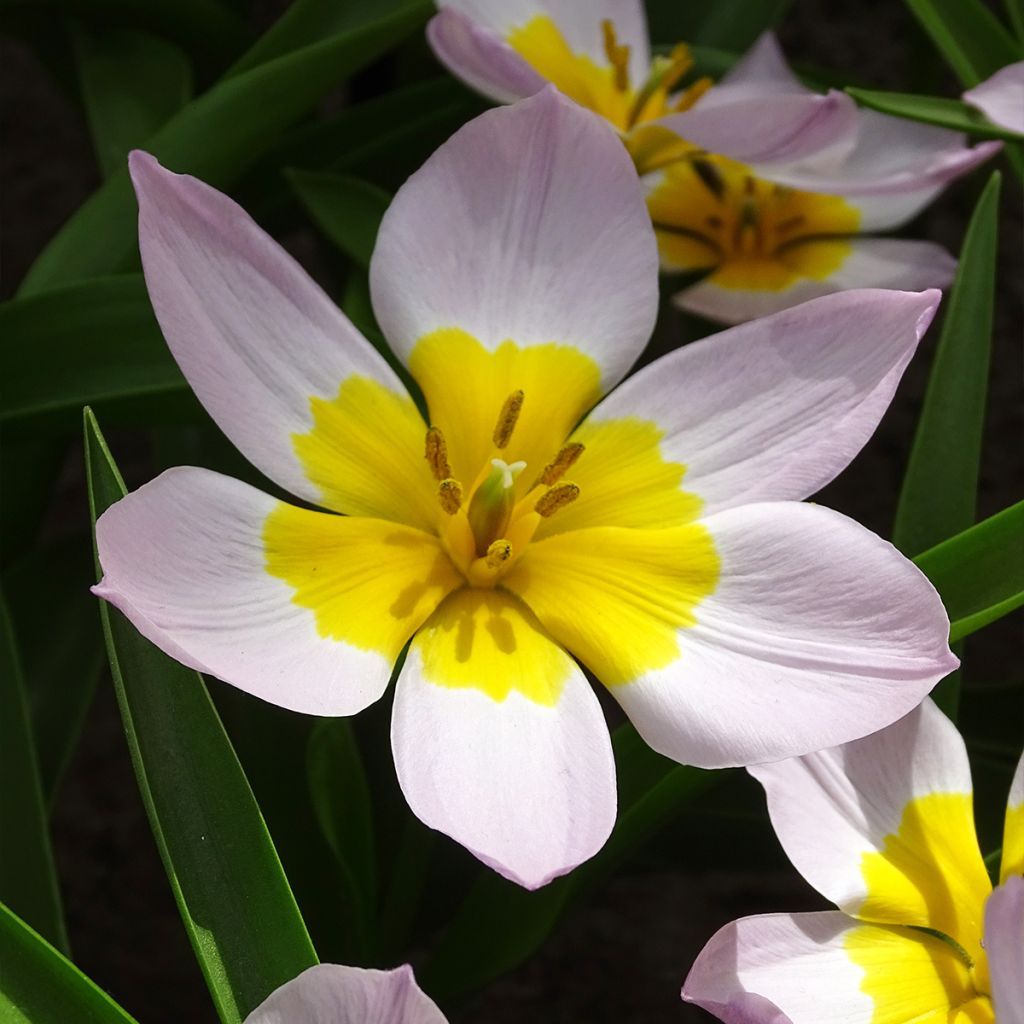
[492,390,525,449]
[538,443,585,486]
[438,478,463,515]
[425,426,452,480]
[601,19,631,92]
[535,482,580,518]
[485,539,512,569]
[672,75,712,113]
[692,158,726,200]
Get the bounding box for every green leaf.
[903,0,1022,87]
[847,88,1024,141]
[0,591,67,953]
[18,2,430,295]
[84,408,318,1023]
[915,501,1024,643]
[73,27,193,178]
[0,276,190,429]
[894,173,1001,557]
[306,720,377,957]
[5,537,105,803]
[0,902,138,1024]
[288,170,390,270]
[421,724,716,998]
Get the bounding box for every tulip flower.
[94,90,956,890]
[964,61,1024,135]
[244,964,444,1024]
[683,698,1024,1022]
[427,1,859,172]
[653,34,1001,323]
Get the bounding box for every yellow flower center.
[424,389,587,587]
[507,15,712,133]
[647,155,861,291]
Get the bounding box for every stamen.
[535,482,580,517]
[601,19,631,92]
[425,426,451,480]
[438,478,463,515]
[657,42,694,95]
[537,443,585,486]
[485,539,512,569]
[492,389,525,449]
[691,158,726,200]
[672,75,712,113]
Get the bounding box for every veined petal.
[574,289,939,518]
[243,964,447,1024]
[673,240,956,325]
[507,503,955,770]
[93,468,462,716]
[370,89,659,397]
[963,62,1024,135]
[682,911,987,1024]
[129,153,432,526]
[1003,750,1024,883]
[986,877,1024,1022]
[766,111,1001,230]
[749,699,991,962]
[391,587,616,889]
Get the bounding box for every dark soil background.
[2,1,1022,1021]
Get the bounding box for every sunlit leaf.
[0,591,67,952]
[85,408,318,1023]
[847,88,1024,141]
[0,902,137,1024]
[915,501,1024,644]
[73,27,193,178]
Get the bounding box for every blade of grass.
[84,408,318,1023]
[847,88,1024,141]
[0,590,67,952]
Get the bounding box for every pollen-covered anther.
[425,426,452,480]
[535,482,580,518]
[601,19,631,92]
[492,389,525,449]
[537,443,585,486]
[485,539,513,569]
[438,478,463,515]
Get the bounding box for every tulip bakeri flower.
[427,1,859,173]
[244,964,445,1024]
[964,61,1024,136]
[650,34,1001,324]
[94,90,957,891]
[683,698,1024,1023]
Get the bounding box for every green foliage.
[0,592,67,952]
[848,89,1024,141]
[84,409,318,1023]
[0,903,138,1024]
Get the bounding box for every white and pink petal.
[986,876,1024,1021]
[963,61,1024,135]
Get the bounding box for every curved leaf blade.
[0,902,137,1024]
[847,88,1024,141]
[84,409,317,1023]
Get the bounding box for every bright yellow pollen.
[647,155,861,290]
[492,389,525,449]
[535,482,580,517]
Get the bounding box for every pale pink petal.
[682,911,979,1024]
[391,588,616,889]
[749,699,990,955]
[673,240,955,325]
[986,877,1024,1022]
[427,8,546,105]
[719,31,808,95]
[587,289,940,513]
[611,502,956,769]
[964,61,1024,135]
[244,964,447,1024]
[93,468,461,716]
[370,89,658,392]
[1002,750,1024,882]
[129,152,406,511]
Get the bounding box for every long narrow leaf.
[0,902,137,1024]
[19,2,429,295]
[904,0,1022,86]
[847,88,1024,141]
[915,501,1024,643]
[84,409,317,1023]
[1,276,189,428]
[0,591,67,952]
